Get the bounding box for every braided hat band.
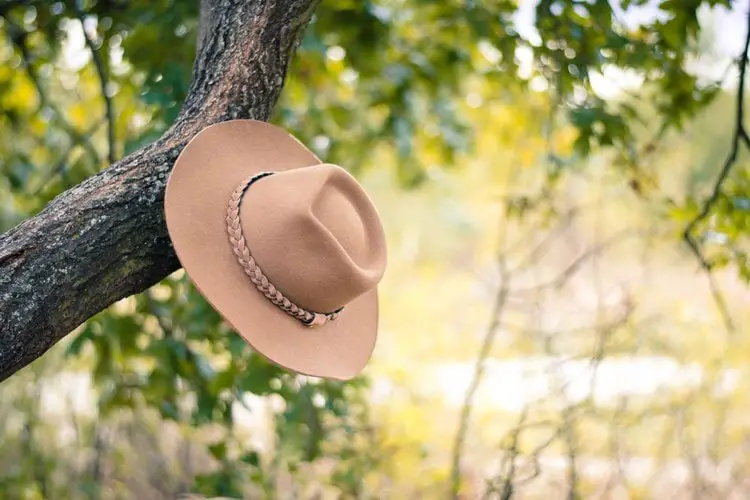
[225,172,343,327]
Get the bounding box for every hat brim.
[164,120,378,380]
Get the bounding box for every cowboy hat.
[164,120,387,380]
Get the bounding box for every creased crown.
[239,164,387,313]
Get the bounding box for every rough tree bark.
[0,0,320,381]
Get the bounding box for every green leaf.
[240,451,260,467]
[208,441,227,461]
[66,328,94,357]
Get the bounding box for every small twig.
[602,397,632,495]
[501,312,645,341]
[486,421,564,498]
[513,228,640,295]
[509,208,578,272]
[484,406,529,500]
[562,405,578,500]
[676,403,710,500]
[75,8,116,165]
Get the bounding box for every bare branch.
[562,405,579,500]
[450,244,512,498]
[684,6,750,239]
[75,8,117,165]
[513,228,641,295]
[680,6,750,334]
[494,407,528,500]
[508,207,578,272]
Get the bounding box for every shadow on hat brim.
[164,120,379,380]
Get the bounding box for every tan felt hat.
[164,120,387,380]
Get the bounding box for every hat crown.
[240,164,386,313]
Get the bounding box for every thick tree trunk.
[0,0,320,381]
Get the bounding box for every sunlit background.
[1,1,750,499]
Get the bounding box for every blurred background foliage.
[1,0,750,498]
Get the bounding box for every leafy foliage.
[0,0,748,496]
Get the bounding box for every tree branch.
[0,0,321,381]
[450,234,511,499]
[680,6,750,335]
[684,7,750,239]
[75,7,117,165]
